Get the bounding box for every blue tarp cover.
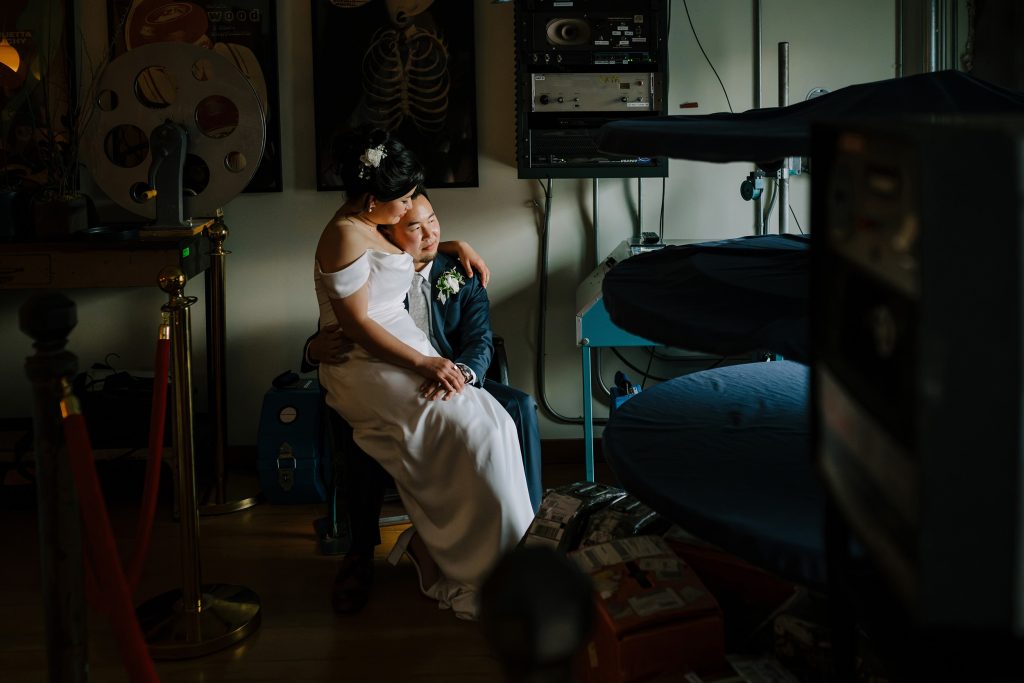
[603,360,824,586]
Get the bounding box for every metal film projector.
[84,42,265,658]
[86,41,265,233]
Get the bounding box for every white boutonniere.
[436,267,465,304]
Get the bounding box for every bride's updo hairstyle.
[336,127,425,203]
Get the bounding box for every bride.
[313,129,534,620]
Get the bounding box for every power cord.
[610,347,671,383]
[641,348,656,389]
[683,0,734,113]
[534,178,609,425]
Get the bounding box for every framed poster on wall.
[311,0,479,191]
[107,0,283,193]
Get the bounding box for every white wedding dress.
[314,248,534,619]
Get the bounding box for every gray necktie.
[409,272,431,337]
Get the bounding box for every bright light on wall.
[0,36,20,73]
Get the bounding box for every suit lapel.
[429,257,453,357]
[428,258,443,312]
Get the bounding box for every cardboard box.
[571,536,727,682]
[662,527,797,616]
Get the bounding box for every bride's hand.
[414,355,465,400]
[440,240,490,287]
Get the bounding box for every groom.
[303,189,543,613]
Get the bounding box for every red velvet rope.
[63,412,159,682]
[127,336,171,590]
[57,328,170,681]
[80,336,170,609]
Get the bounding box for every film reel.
[85,42,265,222]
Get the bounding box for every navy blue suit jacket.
[422,253,542,510]
[424,253,493,385]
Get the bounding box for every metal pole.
[636,177,643,239]
[581,344,594,482]
[895,0,904,77]
[752,0,764,235]
[20,292,88,683]
[946,0,954,70]
[753,0,762,109]
[201,212,258,515]
[778,41,790,234]
[592,178,600,268]
[136,266,262,659]
[207,213,228,505]
[926,0,939,72]
[166,268,204,630]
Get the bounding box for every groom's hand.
[416,356,465,400]
[309,324,354,364]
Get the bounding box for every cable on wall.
[683,0,734,113]
[659,176,667,239]
[535,178,609,426]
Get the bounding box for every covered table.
[601,234,810,363]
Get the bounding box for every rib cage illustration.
[361,24,450,133]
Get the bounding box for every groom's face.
[384,195,440,266]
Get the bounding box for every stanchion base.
[200,494,261,516]
[137,583,261,660]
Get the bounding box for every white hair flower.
[436,267,466,304]
[357,144,387,179]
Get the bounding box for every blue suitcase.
[257,377,332,504]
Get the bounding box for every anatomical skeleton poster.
[311,0,479,190]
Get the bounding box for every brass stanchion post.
[136,266,260,659]
[202,210,259,514]
[19,291,88,682]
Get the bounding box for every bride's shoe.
[387,526,441,598]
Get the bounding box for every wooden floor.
[0,461,615,683]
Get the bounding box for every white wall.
[0,0,894,446]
